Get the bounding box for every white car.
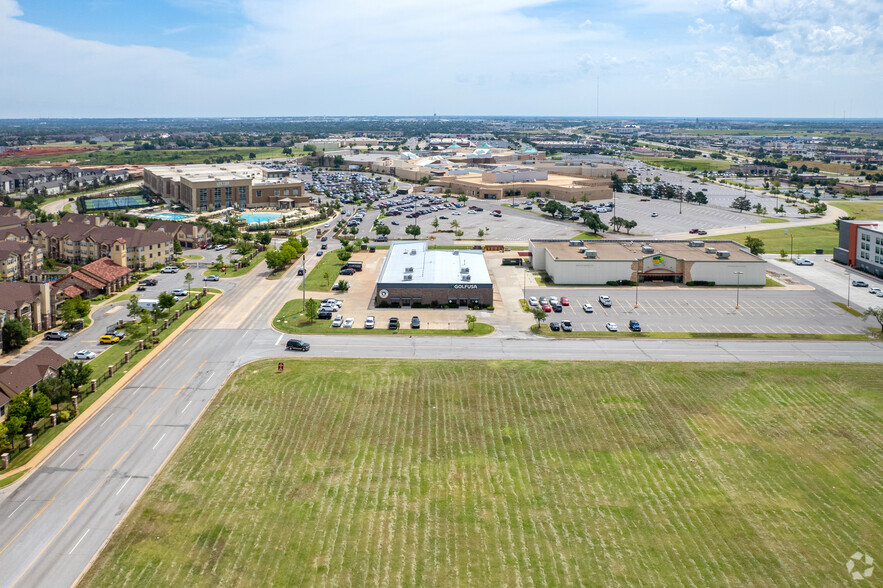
[73,350,96,360]
[549,296,559,305]
[452,211,461,215]
[793,258,814,266]
[204,275,220,281]
[582,303,593,313]
[650,212,659,218]
[468,210,477,214]
[331,315,343,327]
[365,316,375,329]
[598,295,612,307]
[161,266,178,273]
[343,318,354,328]
[606,322,618,332]
[528,297,538,306]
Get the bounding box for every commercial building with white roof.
[375,241,493,307]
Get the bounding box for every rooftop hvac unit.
[405,267,414,273]
[585,250,597,259]
[705,247,717,254]
[403,274,413,281]
[460,267,470,273]
[716,250,730,259]
[688,240,704,247]
[578,247,586,253]
[641,245,654,254]
[569,240,584,247]
[410,249,417,255]
[461,274,471,281]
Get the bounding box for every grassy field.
[0,147,305,167]
[833,200,883,220]
[634,156,732,172]
[83,360,882,587]
[201,251,266,278]
[302,249,346,291]
[714,224,840,254]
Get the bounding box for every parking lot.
[525,286,869,334]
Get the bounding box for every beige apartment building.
[143,163,308,212]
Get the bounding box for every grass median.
[202,251,265,278]
[273,299,493,335]
[301,250,345,291]
[83,359,883,586]
[531,324,872,340]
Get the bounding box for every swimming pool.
[241,212,283,224]
[149,213,192,221]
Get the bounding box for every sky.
[1,0,881,118]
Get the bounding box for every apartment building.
[0,240,43,281]
[143,163,308,212]
[835,220,883,278]
[26,220,173,268]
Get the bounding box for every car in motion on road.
[598,295,612,307]
[852,280,869,287]
[388,317,399,330]
[793,258,814,266]
[72,350,97,360]
[582,303,593,313]
[139,278,158,286]
[286,339,310,352]
[161,266,178,273]
[364,316,375,329]
[99,334,121,344]
[689,228,700,234]
[651,212,659,217]
[44,330,69,340]
[204,275,220,281]
[561,320,573,332]
[628,319,641,332]
[606,322,618,332]
[410,316,421,329]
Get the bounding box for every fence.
[1,292,209,468]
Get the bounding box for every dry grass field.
[83,360,882,587]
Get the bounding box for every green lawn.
[713,224,839,255]
[833,200,883,220]
[0,147,305,167]
[201,251,266,278]
[301,250,346,291]
[634,156,732,172]
[83,360,883,586]
[273,299,493,335]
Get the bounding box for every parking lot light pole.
[634,258,639,308]
[846,270,851,308]
[734,271,744,309]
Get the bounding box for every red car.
[560,297,569,306]
[541,303,552,312]
[689,228,700,234]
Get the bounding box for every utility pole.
[734,271,744,309]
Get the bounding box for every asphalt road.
[0,231,882,587]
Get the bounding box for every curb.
[0,292,222,486]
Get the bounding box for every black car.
[139,278,157,286]
[317,309,333,320]
[286,339,310,352]
[628,319,641,332]
[340,268,356,275]
[388,317,399,330]
[410,316,420,329]
[297,268,305,276]
[321,236,328,242]
[549,322,560,331]
[552,304,563,313]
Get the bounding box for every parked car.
[549,322,560,331]
[561,320,573,332]
[605,322,618,332]
[317,309,333,319]
[560,297,569,306]
[321,236,328,241]
[549,296,559,305]
[171,289,187,297]
[161,266,178,273]
[538,297,548,305]
[697,230,707,235]
[598,295,612,307]
[73,350,97,360]
[388,317,399,330]
[793,258,814,266]
[331,315,344,327]
[286,339,310,352]
[137,284,147,291]
[99,334,121,344]
[852,280,869,287]
[650,212,659,218]
[411,316,420,329]
[44,330,69,341]
[689,228,700,234]
[204,275,220,281]
[541,303,552,312]
[340,268,355,276]
[365,316,375,329]
[528,297,538,306]
[552,304,563,313]
[583,303,594,313]
[628,319,641,332]
[139,278,157,286]
[343,318,354,328]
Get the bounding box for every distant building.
[374,241,493,307]
[834,220,883,278]
[0,347,67,419]
[430,169,612,202]
[53,256,132,300]
[143,163,308,212]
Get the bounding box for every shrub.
[58,410,71,423]
[606,280,620,286]
[486,305,494,311]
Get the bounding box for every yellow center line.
[10,361,208,586]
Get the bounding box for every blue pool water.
[149,213,192,221]
[241,212,282,224]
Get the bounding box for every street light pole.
[634,258,640,308]
[734,271,744,309]
[846,270,851,308]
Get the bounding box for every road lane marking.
[60,452,77,467]
[69,529,89,555]
[6,497,30,519]
[99,413,113,428]
[182,400,192,414]
[205,372,214,384]
[275,333,284,345]
[115,478,130,496]
[152,433,166,450]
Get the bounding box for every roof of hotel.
[377,241,492,286]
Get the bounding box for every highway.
[0,235,882,587]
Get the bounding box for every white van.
[137,298,160,311]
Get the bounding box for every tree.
[375,224,391,236]
[610,173,624,192]
[580,210,608,235]
[304,298,319,323]
[774,205,786,216]
[264,248,286,270]
[730,195,751,212]
[59,297,82,325]
[753,203,767,215]
[797,207,809,218]
[431,217,439,230]
[531,308,547,327]
[248,152,256,159]
[405,224,421,238]
[862,306,883,335]
[477,229,485,238]
[623,219,638,234]
[2,318,30,352]
[0,421,7,449]
[256,231,272,246]
[336,248,352,263]
[173,240,183,254]
[693,191,708,205]
[184,272,194,298]
[157,292,176,315]
[609,216,625,232]
[6,416,25,444]
[7,393,31,424]
[744,235,765,256]
[59,360,92,394]
[465,314,476,331]
[29,392,51,423]
[336,280,349,291]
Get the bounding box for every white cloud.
[688,18,715,35]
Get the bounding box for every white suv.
[598,295,612,307]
